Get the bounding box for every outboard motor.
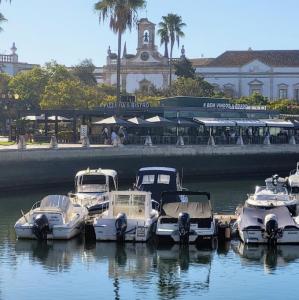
[264,214,279,246]
[115,213,127,242]
[32,214,50,240]
[178,212,190,244]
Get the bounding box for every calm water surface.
[1,178,299,300]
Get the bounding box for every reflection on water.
[232,241,299,274]
[2,179,299,299]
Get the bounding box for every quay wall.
[0,145,298,190]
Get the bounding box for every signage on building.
[99,102,151,109]
[120,95,136,103]
[203,102,267,111]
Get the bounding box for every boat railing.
[151,199,160,211]
[290,169,297,176]
[30,201,41,212]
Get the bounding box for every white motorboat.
[15,195,88,240]
[287,162,299,194]
[245,174,298,216]
[236,206,299,245]
[155,191,216,245]
[93,190,159,242]
[135,167,187,203]
[69,168,118,213]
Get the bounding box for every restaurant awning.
[234,119,266,127]
[127,117,151,127]
[193,117,236,127]
[170,118,198,127]
[261,119,294,128]
[292,120,299,129]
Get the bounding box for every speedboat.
[245,174,298,216]
[287,162,299,194]
[135,167,186,203]
[236,206,299,245]
[93,190,159,242]
[155,191,216,245]
[69,168,118,214]
[15,195,88,240]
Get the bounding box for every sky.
[0,0,299,67]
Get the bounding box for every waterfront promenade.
[0,143,298,190]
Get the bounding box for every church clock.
[140,51,149,61]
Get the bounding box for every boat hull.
[94,218,157,242]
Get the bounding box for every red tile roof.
[205,50,299,67]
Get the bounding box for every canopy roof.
[261,119,294,128]
[161,202,212,219]
[170,118,198,126]
[193,117,236,127]
[75,168,117,178]
[93,116,130,126]
[234,119,266,127]
[22,115,71,122]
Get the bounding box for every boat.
[287,162,299,194]
[69,168,118,214]
[245,174,298,216]
[135,167,186,203]
[236,206,299,245]
[155,191,216,245]
[15,195,88,240]
[93,190,159,242]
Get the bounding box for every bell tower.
[137,18,156,52]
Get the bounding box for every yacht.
[135,167,186,203]
[15,195,88,240]
[155,191,216,245]
[93,190,159,242]
[69,168,118,213]
[245,174,298,216]
[287,162,299,194]
[236,206,299,245]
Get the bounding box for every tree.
[171,77,214,97]
[174,58,195,79]
[0,72,11,94]
[0,12,6,32]
[72,59,97,86]
[158,14,186,88]
[157,21,169,58]
[40,79,85,109]
[94,0,146,105]
[45,61,74,82]
[9,67,49,108]
[233,93,268,105]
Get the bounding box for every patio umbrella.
[171,118,197,127]
[93,116,131,126]
[127,117,152,127]
[145,115,174,126]
[22,115,45,121]
[48,116,72,122]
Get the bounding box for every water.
[1,179,299,300]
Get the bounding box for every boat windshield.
[40,195,71,212]
[255,185,287,194]
[113,193,146,218]
[77,175,108,192]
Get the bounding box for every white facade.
[195,51,299,100]
[0,43,39,76]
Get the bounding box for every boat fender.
[178,212,190,244]
[32,214,50,240]
[115,213,127,241]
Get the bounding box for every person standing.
[102,127,110,145]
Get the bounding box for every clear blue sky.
[0,0,298,67]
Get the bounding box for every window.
[157,174,170,184]
[142,175,155,184]
[279,88,288,99]
[294,89,299,101]
[251,89,261,95]
[81,175,106,185]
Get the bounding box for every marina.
[1,177,299,300]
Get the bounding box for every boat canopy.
[75,168,117,178]
[193,118,236,127]
[161,202,212,219]
[239,206,296,230]
[40,195,71,212]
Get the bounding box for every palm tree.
[0,12,6,32]
[158,14,186,88]
[94,0,146,106]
